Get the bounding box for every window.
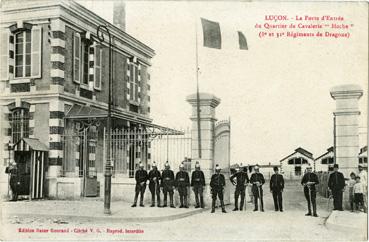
[82,43,89,86]
[15,30,31,78]
[294,166,302,176]
[129,61,139,102]
[288,159,293,165]
[73,33,81,83]
[10,108,29,144]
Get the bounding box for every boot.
[221,200,227,213]
[200,196,204,208]
[179,196,184,208]
[184,197,189,208]
[211,200,215,213]
[240,201,244,211]
[170,195,175,208]
[195,194,200,208]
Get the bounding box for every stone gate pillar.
[330,84,363,177]
[187,93,231,206]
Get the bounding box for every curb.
[5,207,211,224]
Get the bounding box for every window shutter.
[0,30,9,80]
[31,26,42,78]
[134,65,138,102]
[94,45,102,90]
[73,33,81,83]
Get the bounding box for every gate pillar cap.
[186,92,221,108]
[330,84,363,99]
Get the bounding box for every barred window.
[15,30,32,78]
[10,108,29,143]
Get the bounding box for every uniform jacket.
[328,171,345,191]
[191,170,205,186]
[301,172,319,191]
[148,169,161,185]
[135,169,148,185]
[210,173,226,190]
[230,171,249,188]
[250,173,265,189]
[161,169,175,187]
[270,173,285,192]
[175,170,190,187]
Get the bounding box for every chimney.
[113,1,126,32]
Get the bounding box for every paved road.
[1,182,366,241]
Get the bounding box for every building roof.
[14,138,49,152]
[315,146,334,161]
[280,147,314,162]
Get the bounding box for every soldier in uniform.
[175,163,190,208]
[250,165,265,212]
[328,164,345,211]
[5,161,19,201]
[230,166,249,211]
[301,165,319,217]
[161,162,175,208]
[148,162,161,207]
[191,161,206,208]
[131,163,148,207]
[270,166,285,212]
[210,164,227,213]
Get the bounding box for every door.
[79,128,98,197]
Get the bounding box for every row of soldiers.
[132,161,206,209]
[132,161,228,213]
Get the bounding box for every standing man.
[161,162,175,208]
[328,164,345,211]
[131,163,148,207]
[175,163,190,208]
[148,162,161,207]
[358,165,367,195]
[210,164,227,213]
[191,162,206,208]
[5,161,19,201]
[301,165,319,217]
[270,166,285,212]
[250,165,265,212]
[230,166,249,211]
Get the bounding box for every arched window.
[10,108,29,143]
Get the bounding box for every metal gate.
[104,127,192,177]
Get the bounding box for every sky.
[78,1,368,165]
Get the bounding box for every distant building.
[315,147,334,172]
[279,147,314,180]
[359,146,368,168]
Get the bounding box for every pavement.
[1,183,367,241]
[1,198,210,223]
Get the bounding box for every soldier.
[270,166,285,212]
[250,165,265,212]
[301,165,319,217]
[175,163,190,208]
[5,161,19,201]
[148,162,161,207]
[328,164,345,211]
[191,161,206,208]
[131,163,148,207]
[161,162,175,208]
[230,166,249,211]
[210,164,227,213]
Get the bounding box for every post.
[97,25,112,215]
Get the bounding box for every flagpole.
[195,20,202,159]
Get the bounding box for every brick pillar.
[330,84,363,178]
[186,93,220,206]
[48,100,64,178]
[50,18,65,93]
